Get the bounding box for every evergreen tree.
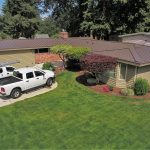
[3,0,40,38]
[38,17,60,37]
[81,0,150,39]
[40,0,87,36]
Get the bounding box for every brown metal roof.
[0,38,60,50]
[0,38,150,66]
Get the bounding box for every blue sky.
[0,0,4,14]
[0,0,4,6]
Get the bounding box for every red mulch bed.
[77,71,150,99]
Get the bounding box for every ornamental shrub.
[102,85,110,92]
[42,62,55,71]
[134,78,149,96]
[108,84,114,91]
[121,88,134,96]
[80,54,117,73]
[87,78,97,85]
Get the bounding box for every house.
[0,38,62,68]
[0,32,149,88]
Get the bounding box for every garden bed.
[77,71,150,99]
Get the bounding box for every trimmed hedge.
[42,62,55,71]
[134,78,149,96]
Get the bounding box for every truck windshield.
[13,71,23,79]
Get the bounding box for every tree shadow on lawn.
[66,65,81,72]
[76,73,97,86]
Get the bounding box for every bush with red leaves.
[102,85,110,92]
[80,54,117,73]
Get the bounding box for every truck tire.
[46,78,53,87]
[11,88,21,99]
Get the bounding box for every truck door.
[34,71,46,86]
[25,72,37,90]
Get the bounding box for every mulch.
[76,71,150,100]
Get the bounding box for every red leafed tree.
[80,54,117,73]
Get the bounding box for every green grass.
[0,71,150,149]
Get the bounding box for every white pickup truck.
[0,67,55,99]
[0,66,15,78]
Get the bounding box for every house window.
[120,63,127,80]
[35,49,39,53]
[35,48,49,53]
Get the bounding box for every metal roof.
[0,38,150,66]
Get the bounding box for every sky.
[0,0,4,14]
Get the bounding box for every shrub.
[87,78,97,85]
[108,84,114,91]
[121,88,134,96]
[80,54,117,73]
[134,78,149,96]
[102,85,110,92]
[42,62,55,71]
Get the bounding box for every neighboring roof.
[35,34,49,39]
[0,38,150,66]
[119,32,150,38]
[123,40,150,47]
[119,32,150,44]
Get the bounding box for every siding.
[137,65,150,83]
[98,63,137,88]
[116,64,127,88]
[126,65,136,88]
[116,63,136,88]
[0,50,35,68]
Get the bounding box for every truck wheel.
[46,78,53,87]
[11,88,21,99]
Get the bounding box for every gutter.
[0,46,52,52]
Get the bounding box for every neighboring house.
[0,32,150,88]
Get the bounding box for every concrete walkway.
[0,82,58,108]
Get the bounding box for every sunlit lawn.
[0,71,150,149]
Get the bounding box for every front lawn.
[0,71,150,149]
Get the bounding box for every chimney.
[59,31,69,39]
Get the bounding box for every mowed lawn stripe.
[0,71,150,149]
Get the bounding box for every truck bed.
[0,76,22,86]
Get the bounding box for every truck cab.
[0,66,15,78]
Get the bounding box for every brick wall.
[35,53,61,64]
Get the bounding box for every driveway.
[0,82,58,107]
